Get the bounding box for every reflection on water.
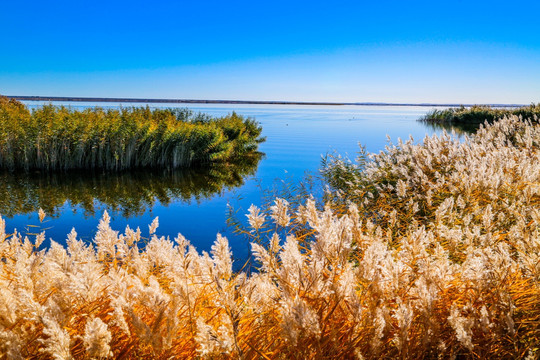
[419,120,479,135]
[4,104,442,260]
[0,153,263,218]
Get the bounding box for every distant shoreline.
[7,95,526,108]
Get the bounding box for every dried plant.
[0,116,538,359]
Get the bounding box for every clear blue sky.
[1,0,539,103]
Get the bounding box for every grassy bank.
[0,116,538,358]
[0,96,264,171]
[420,104,540,132]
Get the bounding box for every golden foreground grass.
[0,116,539,359]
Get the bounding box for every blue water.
[4,104,442,262]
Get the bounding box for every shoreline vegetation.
[0,96,264,171]
[0,115,538,358]
[420,104,540,133]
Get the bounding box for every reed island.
[0,96,264,171]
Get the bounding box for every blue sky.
[1,0,539,103]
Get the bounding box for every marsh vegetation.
[0,96,264,171]
[0,116,538,358]
[420,104,540,133]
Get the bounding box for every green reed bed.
[0,96,264,171]
[420,104,540,132]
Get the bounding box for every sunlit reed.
[0,116,538,359]
[420,103,540,133]
[0,96,264,171]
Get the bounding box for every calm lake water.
[3,104,444,262]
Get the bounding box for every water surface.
[4,104,443,261]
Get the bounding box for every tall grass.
[0,96,264,171]
[0,116,539,358]
[420,104,540,133]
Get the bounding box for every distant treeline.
[420,104,540,133]
[0,96,264,171]
[8,95,352,106]
[7,95,527,107]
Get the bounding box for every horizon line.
[6,95,528,108]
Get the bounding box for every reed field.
[420,104,540,133]
[0,116,539,359]
[0,96,264,171]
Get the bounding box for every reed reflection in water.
[419,120,480,135]
[0,152,263,218]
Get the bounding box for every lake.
[2,104,444,263]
